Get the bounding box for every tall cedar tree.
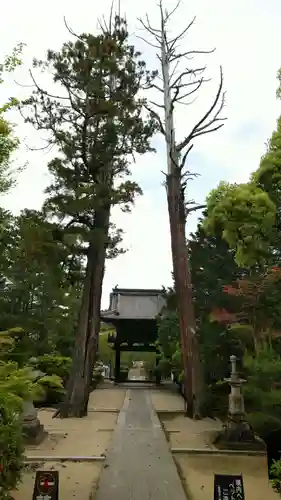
[139,2,225,417]
[22,16,156,417]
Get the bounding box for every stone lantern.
[21,399,46,444]
[21,365,47,445]
[214,355,265,450]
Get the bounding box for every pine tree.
[22,15,156,416]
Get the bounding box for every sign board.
[32,470,59,500]
[214,474,245,500]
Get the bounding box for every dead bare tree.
[139,0,226,418]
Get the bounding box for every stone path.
[95,386,187,500]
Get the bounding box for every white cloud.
[1,0,281,307]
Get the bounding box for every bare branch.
[138,15,162,45]
[25,140,55,153]
[169,59,181,83]
[172,79,205,104]
[149,99,165,109]
[179,144,193,169]
[170,48,215,63]
[136,35,161,50]
[145,12,162,33]
[14,79,34,88]
[172,85,180,104]
[150,83,165,93]
[176,66,226,151]
[98,2,125,35]
[182,171,200,182]
[161,0,181,24]
[171,76,208,104]
[170,68,205,89]
[191,123,225,139]
[168,17,196,52]
[144,104,166,136]
[194,91,226,134]
[99,0,114,34]
[169,147,179,170]
[29,70,69,101]
[178,95,199,107]
[186,203,206,214]
[63,17,84,42]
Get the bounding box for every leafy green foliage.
[270,458,281,495]
[204,181,276,266]
[0,393,24,500]
[0,44,24,197]
[157,308,181,378]
[37,374,65,405]
[253,114,281,267]
[33,355,72,382]
[0,118,19,194]
[157,227,245,386]
[0,209,83,357]
[189,223,245,383]
[243,348,281,437]
[0,43,24,82]
[98,332,114,366]
[254,116,281,210]
[0,330,43,500]
[26,356,73,405]
[0,362,44,402]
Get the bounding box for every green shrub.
[242,348,281,437]
[0,362,43,401]
[33,355,72,383]
[37,374,65,406]
[0,360,40,500]
[270,458,281,495]
[0,392,24,500]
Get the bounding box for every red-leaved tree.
[210,267,281,353]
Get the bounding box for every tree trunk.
[166,171,203,418]
[58,205,110,418]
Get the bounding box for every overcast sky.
[1,0,281,308]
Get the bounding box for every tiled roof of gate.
[101,287,165,320]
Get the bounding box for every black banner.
[214,474,245,500]
[32,470,59,500]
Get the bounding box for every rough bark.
[58,205,110,418]
[166,170,203,418]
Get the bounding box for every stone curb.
[157,410,185,414]
[87,409,119,413]
[24,455,106,462]
[171,448,267,456]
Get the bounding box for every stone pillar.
[115,345,121,383]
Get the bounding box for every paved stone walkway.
[95,387,187,500]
